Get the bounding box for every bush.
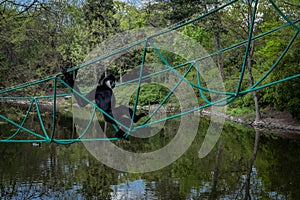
[130,83,177,106]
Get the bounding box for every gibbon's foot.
[133,112,148,123]
[115,129,129,140]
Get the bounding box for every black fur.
[62,69,77,88]
[62,71,146,139]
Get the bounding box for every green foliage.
[155,0,206,23]
[256,21,300,120]
[114,2,148,30]
[130,83,177,106]
[227,93,255,118]
[0,0,120,91]
[181,24,213,48]
[0,0,299,121]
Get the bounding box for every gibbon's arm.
[72,84,97,107]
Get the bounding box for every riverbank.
[2,98,300,133]
[136,103,300,133]
[202,108,300,133]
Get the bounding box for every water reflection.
[1,114,300,199]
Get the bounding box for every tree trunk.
[245,129,260,199]
[247,45,261,122]
[214,31,225,81]
[209,142,223,200]
[213,4,225,81]
[247,0,261,122]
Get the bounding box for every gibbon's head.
[103,74,116,89]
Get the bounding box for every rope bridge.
[0,0,299,144]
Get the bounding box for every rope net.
[0,0,299,144]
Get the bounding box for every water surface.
[1,111,300,199]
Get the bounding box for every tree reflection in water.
[1,114,300,199]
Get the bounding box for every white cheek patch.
[105,79,116,89]
[105,80,112,89]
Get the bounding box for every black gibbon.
[62,69,146,139]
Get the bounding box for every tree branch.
[15,0,39,16]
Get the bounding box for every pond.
[1,109,300,199]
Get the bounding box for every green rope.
[148,0,238,39]
[149,40,234,96]
[0,114,47,140]
[115,19,299,92]
[142,62,195,125]
[50,76,58,142]
[235,0,259,95]
[58,77,129,132]
[195,62,211,105]
[1,0,299,143]
[3,99,35,140]
[0,76,55,95]
[60,0,237,75]
[134,95,235,132]
[269,0,300,31]
[125,40,148,138]
[250,30,299,90]
[35,98,50,141]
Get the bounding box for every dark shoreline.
[2,99,300,134]
[201,109,300,134]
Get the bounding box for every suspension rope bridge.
[0,0,299,144]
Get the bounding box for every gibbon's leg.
[112,105,147,140]
[113,105,147,124]
[72,84,96,107]
[128,107,147,123]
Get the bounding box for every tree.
[155,0,205,24]
[82,0,119,49]
[222,0,262,122]
[202,1,227,81]
[246,1,262,122]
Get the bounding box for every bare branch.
[15,0,39,16]
[0,0,10,6]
